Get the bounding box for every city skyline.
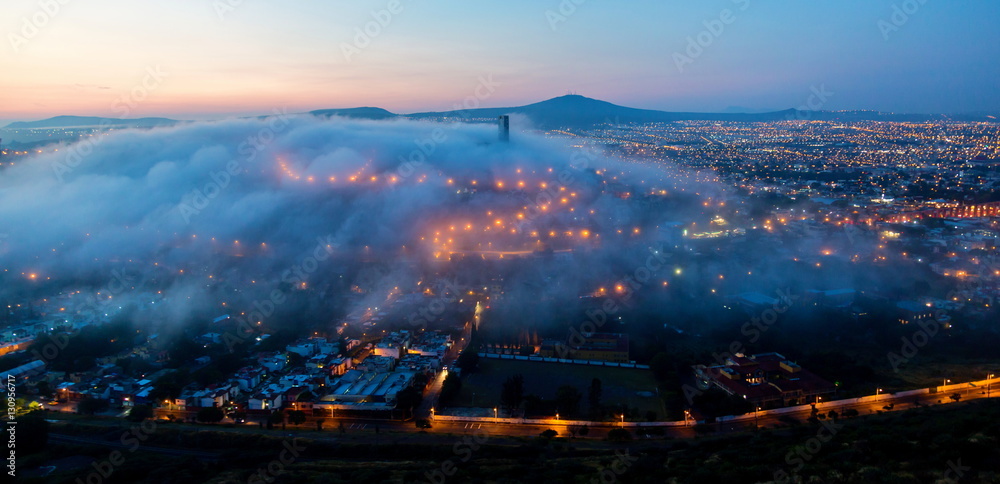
[2,0,1000,123]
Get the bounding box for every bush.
[539,429,558,439]
[607,428,632,441]
[126,404,153,422]
[197,406,225,423]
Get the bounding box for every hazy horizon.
[3,1,999,122]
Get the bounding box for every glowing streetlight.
[988,374,995,398]
[494,407,498,423]
[876,388,882,401]
[620,414,625,428]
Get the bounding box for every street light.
[494,407,498,423]
[620,414,625,428]
[876,388,882,401]
[943,379,951,388]
[989,374,995,398]
[684,410,691,427]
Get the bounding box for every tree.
[588,378,602,419]
[395,386,423,414]
[440,373,462,406]
[17,411,48,454]
[555,385,582,417]
[268,410,285,429]
[578,425,590,437]
[287,410,307,426]
[457,349,480,373]
[126,404,153,422]
[950,393,962,402]
[196,406,224,423]
[500,374,525,412]
[287,352,306,368]
[539,429,558,439]
[413,373,430,389]
[35,381,52,398]
[77,397,110,415]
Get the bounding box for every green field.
[451,358,665,419]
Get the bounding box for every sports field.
[451,358,665,419]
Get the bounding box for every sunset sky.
[2,0,999,122]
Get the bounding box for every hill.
[308,107,397,120]
[4,115,179,129]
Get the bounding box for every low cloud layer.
[1,115,718,330]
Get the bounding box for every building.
[693,352,836,408]
[498,115,510,143]
[539,332,629,363]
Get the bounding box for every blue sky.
[2,0,998,120]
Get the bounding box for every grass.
[452,358,665,419]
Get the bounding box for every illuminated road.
[127,378,999,441]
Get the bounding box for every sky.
[2,0,999,122]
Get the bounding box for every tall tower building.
[498,115,510,143]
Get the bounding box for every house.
[285,387,314,412]
[286,339,317,358]
[248,391,283,411]
[693,352,836,408]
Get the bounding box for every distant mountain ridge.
[5,115,179,129]
[406,95,806,127]
[308,107,397,120]
[5,96,996,130]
